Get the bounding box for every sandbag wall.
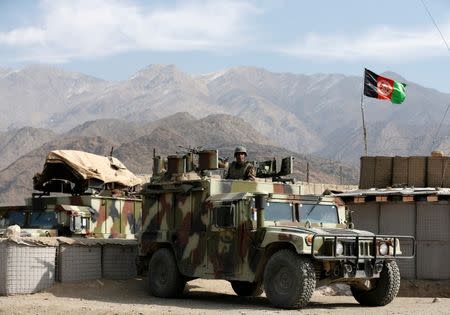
[0,238,138,295]
[360,156,450,189]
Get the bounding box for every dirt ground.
[0,278,449,315]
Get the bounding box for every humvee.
[137,149,414,309]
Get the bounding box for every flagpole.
[360,70,368,156]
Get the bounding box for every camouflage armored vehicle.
[137,149,414,309]
[1,150,143,239]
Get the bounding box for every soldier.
[226,146,256,180]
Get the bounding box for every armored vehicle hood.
[263,224,375,237]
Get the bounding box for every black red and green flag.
[364,68,407,104]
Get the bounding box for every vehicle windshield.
[29,212,58,229]
[298,204,339,224]
[0,211,26,228]
[265,202,293,221]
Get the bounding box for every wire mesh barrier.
[0,239,57,295]
[343,199,450,280]
[58,245,102,282]
[102,244,137,279]
[0,238,138,295]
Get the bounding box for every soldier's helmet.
[234,146,247,157]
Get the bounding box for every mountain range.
[0,63,449,204]
[1,64,449,165]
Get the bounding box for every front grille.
[359,241,371,257]
[342,241,355,256]
[340,240,372,257]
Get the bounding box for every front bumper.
[311,234,415,280]
[311,233,415,260]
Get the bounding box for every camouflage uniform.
[226,161,256,180]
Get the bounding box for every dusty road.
[0,278,448,315]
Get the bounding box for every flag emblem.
[377,79,393,98]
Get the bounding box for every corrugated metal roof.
[338,187,450,197]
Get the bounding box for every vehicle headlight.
[336,241,344,256]
[379,242,389,255]
[305,234,314,246]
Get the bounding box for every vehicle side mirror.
[70,216,89,233]
[71,216,82,232]
[254,194,267,228]
[346,207,354,229]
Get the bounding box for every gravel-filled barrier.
[0,237,138,295]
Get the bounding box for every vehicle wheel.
[148,248,185,298]
[230,281,263,296]
[263,249,316,309]
[351,260,400,306]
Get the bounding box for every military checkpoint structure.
[0,146,424,309]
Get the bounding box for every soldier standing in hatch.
[226,146,256,181]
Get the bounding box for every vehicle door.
[207,201,242,277]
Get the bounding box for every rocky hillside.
[0,127,57,170]
[0,114,357,205]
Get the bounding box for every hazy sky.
[1,0,450,92]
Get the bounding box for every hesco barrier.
[360,155,450,189]
[0,237,138,295]
[58,245,102,282]
[57,238,138,282]
[347,200,450,280]
[0,238,57,295]
[102,244,137,279]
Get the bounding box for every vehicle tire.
[351,260,400,306]
[263,249,316,309]
[230,281,263,297]
[147,248,186,298]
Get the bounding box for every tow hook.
[344,264,352,273]
[375,263,383,273]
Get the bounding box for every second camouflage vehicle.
[137,149,414,309]
[1,150,143,239]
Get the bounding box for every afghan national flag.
[364,68,407,104]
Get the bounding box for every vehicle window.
[265,202,292,221]
[0,211,26,228]
[298,204,338,224]
[212,204,235,228]
[29,212,58,229]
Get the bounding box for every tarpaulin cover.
[42,150,142,187]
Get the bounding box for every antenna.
[431,103,450,150]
